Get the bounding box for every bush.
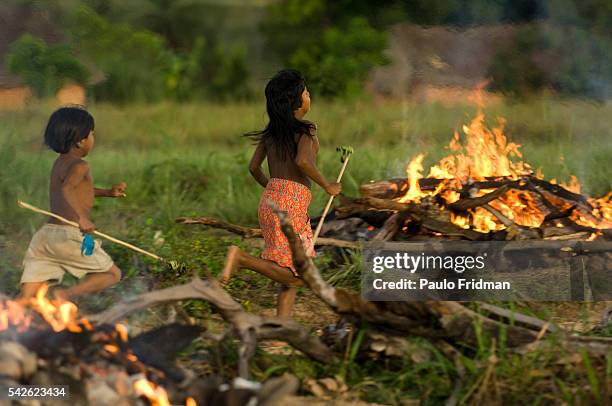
[66,5,171,102]
[7,34,89,97]
[289,17,388,97]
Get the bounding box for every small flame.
[31,285,85,333]
[561,175,581,194]
[104,344,120,354]
[133,379,171,406]
[116,323,129,342]
[398,154,425,203]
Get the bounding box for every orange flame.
[428,113,530,182]
[398,154,425,203]
[397,87,611,233]
[133,379,171,406]
[1,287,188,406]
[31,285,85,333]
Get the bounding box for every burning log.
[335,174,610,242]
[360,177,444,199]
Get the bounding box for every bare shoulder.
[69,159,90,174]
[62,159,90,183]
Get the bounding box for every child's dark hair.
[245,69,314,160]
[44,106,95,154]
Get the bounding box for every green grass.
[1,96,610,293]
[1,96,611,288]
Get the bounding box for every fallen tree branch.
[87,277,336,376]
[359,178,443,199]
[176,217,263,238]
[175,216,361,249]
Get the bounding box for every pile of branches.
[339,175,611,242]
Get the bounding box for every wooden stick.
[312,153,352,246]
[175,216,361,249]
[17,200,163,261]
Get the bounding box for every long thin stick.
[312,154,352,246]
[17,200,163,261]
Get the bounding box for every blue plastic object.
[82,233,95,256]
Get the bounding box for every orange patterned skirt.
[258,178,314,275]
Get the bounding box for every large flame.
[398,94,611,233]
[0,285,88,333]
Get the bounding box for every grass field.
[1,97,611,403]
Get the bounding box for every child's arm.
[95,182,127,198]
[296,134,341,195]
[62,162,96,232]
[249,142,269,187]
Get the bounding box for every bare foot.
[220,245,242,285]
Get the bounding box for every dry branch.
[483,204,514,227]
[372,212,402,241]
[176,217,263,238]
[88,277,336,377]
[175,216,361,249]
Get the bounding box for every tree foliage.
[7,34,89,97]
[73,1,251,101]
[261,0,390,97]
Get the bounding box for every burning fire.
[133,378,171,406]
[0,286,198,406]
[398,99,612,233]
[0,285,88,333]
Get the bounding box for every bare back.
[49,155,94,225]
[265,133,317,188]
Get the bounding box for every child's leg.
[277,285,297,319]
[54,265,121,301]
[18,281,48,302]
[221,245,303,287]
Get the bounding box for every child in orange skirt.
[221,69,341,318]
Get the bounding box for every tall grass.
[1,97,610,286]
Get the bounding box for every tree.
[7,34,89,97]
[261,0,391,97]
